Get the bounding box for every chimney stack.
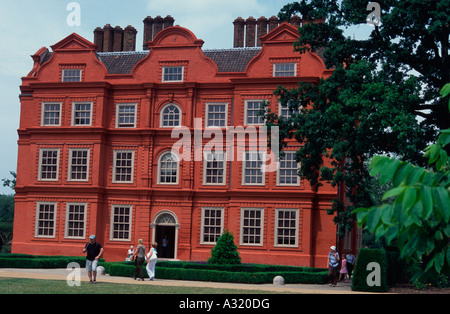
[142,15,176,50]
[233,17,245,48]
[245,17,257,48]
[123,25,137,51]
[93,23,137,52]
[256,16,268,47]
[113,26,124,52]
[268,16,279,32]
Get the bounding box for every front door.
[155,225,175,258]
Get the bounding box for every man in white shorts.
[83,235,104,284]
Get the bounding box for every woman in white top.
[146,242,158,281]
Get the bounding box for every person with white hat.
[327,245,340,287]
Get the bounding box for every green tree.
[264,1,449,233]
[208,229,241,265]
[355,84,450,282]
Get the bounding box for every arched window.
[160,104,181,127]
[158,151,179,184]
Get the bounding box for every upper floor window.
[112,150,135,183]
[158,151,179,184]
[68,148,90,182]
[273,63,296,77]
[116,103,137,128]
[160,104,181,127]
[203,151,226,185]
[72,102,92,126]
[62,69,82,82]
[244,100,265,126]
[277,151,300,186]
[38,148,60,181]
[206,103,227,127]
[279,101,300,119]
[42,103,61,126]
[242,151,265,185]
[162,66,184,82]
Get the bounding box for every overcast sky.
[0,0,371,194]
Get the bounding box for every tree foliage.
[265,0,449,233]
[355,84,450,282]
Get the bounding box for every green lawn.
[0,277,285,294]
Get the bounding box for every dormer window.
[62,69,82,82]
[162,66,184,82]
[273,63,296,77]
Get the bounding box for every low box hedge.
[106,262,328,285]
[0,254,104,269]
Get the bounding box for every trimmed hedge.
[0,254,104,269]
[351,248,388,292]
[105,261,328,284]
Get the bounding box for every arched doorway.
[150,211,179,259]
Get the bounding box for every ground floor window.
[201,207,224,244]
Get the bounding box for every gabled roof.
[41,47,262,74]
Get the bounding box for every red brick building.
[13,16,358,266]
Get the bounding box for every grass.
[0,277,286,294]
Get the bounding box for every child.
[339,254,349,282]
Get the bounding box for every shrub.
[351,248,388,292]
[208,229,241,265]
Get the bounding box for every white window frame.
[110,204,132,241]
[41,102,62,126]
[244,100,266,126]
[116,103,137,128]
[273,63,297,77]
[242,151,265,186]
[160,103,181,128]
[240,207,264,246]
[274,208,299,247]
[206,102,228,128]
[68,148,90,182]
[71,102,92,126]
[276,151,300,186]
[203,151,226,185]
[65,202,87,239]
[62,69,82,82]
[278,101,300,120]
[38,148,60,181]
[35,202,57,238]
[162,66,184,82]
[200,207,224,245]
[157,151,179,185]
[112,150,135,184]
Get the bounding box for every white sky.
[0,0,372,194]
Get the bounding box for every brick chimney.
[153,15,164,38]
[256,16,268,47]
[93,27,104,52]
[113,26,124,52]
[123,25,137,51]
[268,16,279,32]
[245,17,257,47]
[143,16,154,50]
[233,17,245,48]
[164,15,174,29]
[102,24,114,52]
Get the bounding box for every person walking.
[132,239,146,281]
[82,235,103,284]
[346,250,356,278]
[339,254,349,282]
[146,242,158,281]
[327,245,340,287]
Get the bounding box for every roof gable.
[259,22,299,44]
[50,33,97,52]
